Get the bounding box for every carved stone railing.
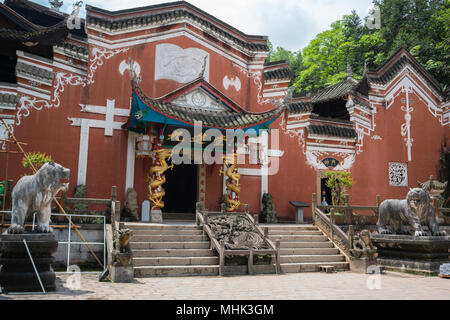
[313,205,350,257]
[196,202,280,276]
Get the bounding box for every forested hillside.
[266,0,449,94]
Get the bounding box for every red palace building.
[0,0,449,221]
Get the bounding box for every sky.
[34,0,375,52]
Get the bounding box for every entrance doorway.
[163,164,198,213]
[320,178,332,206]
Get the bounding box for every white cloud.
[40,0,374,51]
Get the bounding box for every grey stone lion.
[8,161,70,234]
[377,188,446,237]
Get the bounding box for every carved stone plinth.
[0,233,58,292]
[151,209,163,223]
[349,258,380,274]
[371,234,450,276]
[110,265,134,283]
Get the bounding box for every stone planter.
[0,233,58,292]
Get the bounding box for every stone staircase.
[126,223,219,277]
[264,224,349,273]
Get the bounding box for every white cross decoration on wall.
[68,99,129,185]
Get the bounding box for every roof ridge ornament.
[49,0,63,11]
[347,63,352,80]
[198,55,208,80]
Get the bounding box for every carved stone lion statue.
[112,228,133,266]
[350,230,377,259]
[377,188,446,237]
[8,161,70,234]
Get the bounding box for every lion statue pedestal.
[373,188,449,275]
[0,233,58,292]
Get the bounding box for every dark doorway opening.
[320,178,332,206]
[163,164,198,213]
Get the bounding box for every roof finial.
[49,0,63,11]
[199,55,208,79]
[347,63,352,80]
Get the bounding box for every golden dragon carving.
[148,148,174,210]
[219,153,241,212]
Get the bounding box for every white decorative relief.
[232,63,275,105]
[389,162,408,187]
[0,119,14,150]
[173,88,227,111]
[222,75,241,92]
[15,47,129,125]
[68,99,129,185]
[306,150,355,171]
[400,86,414,162]
[119,59,141,78]
[155,43,209,83]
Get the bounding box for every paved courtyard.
[1,271,449,300]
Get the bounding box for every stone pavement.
[1,271,449,300]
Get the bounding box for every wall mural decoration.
[154,43,209,83]
[0,118,14,150]
[173,88,227,111]
[15,47,129,126]
[232,63,274,105]
[222,75,241,92]
[389,162,408,187]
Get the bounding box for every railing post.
[115,201,121,224]
[312,193,317,223]
[345,194,351,225]
[245,204,249,214]
[248,248,254,275]
[330,208,335,242]
[348,225,354,250]
[264,227,269,240]
[219,240,225,276]
[276,240,281,274]
[111,186,117,202]
[376,195,381,216]
[221,203,226,214]
[253,214,259,225]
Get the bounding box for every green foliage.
[325,171,354,206]
[265,40,303,85]
[268,1,448,94]
[22,152,52,170]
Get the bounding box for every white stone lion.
[8,161,70,234]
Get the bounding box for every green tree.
[22,152,52,170]
[265,40,304,84]
[325,171,354,206]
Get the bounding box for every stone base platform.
[372,234,449,276]
[0,233,58,292]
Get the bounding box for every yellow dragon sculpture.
[219,153,241,212]
[148,148,174,210]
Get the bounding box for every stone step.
[133,249,216,257]
[279,248,339,255]
[280,254,345,264]
[281,262,349,273]
[130,241,210,250]
[279,242,334,248]
[268,235,328,242]
[134,265,219,277]
[262,225,317,231]
[125,224,201,231]
[133,256,219,266]
[268,230,323,236]
[132,235,209,242]
[132,229,204,236]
